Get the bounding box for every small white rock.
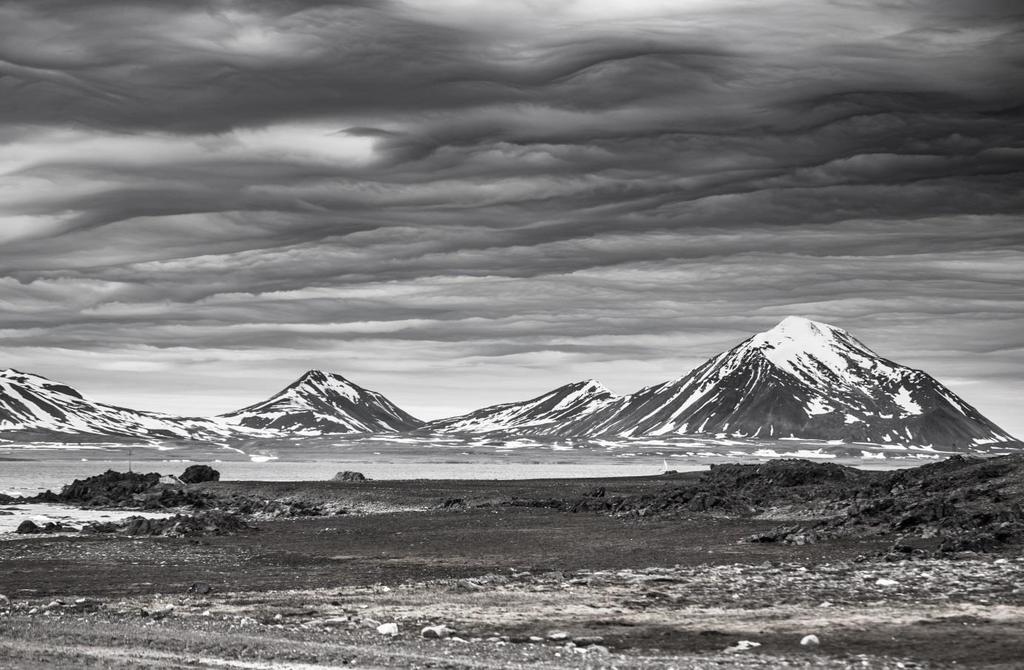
[725,640,761,652]
[800,634,820,647]
[875,578,899,587]
[376,622,399,636]
[421,624,451,639]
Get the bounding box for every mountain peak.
[297,369,340,382]
[744,316,874,378]
[568,379,614,396]
[221,369,422,434]
[756,316,843,345]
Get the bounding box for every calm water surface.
[0,458,681,497]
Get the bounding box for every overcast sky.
[1,0,1022,436]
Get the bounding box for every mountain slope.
[426,379,619,437]
[0,369,225,440]
[587,317,1019,449]
[218,370,423,435]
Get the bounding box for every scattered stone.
[725,640,762,652]
[800,634,820,647]
[876,578,899,587]
[180,465,220,484]
[315,616,350,627]
[70,597,99,612]
[421,624,452,639]
[0,594,10,612]
[148,604,175,619]
[376,622,399,636]
[188,582,213,595]
[333,471,367,482]
[547,630,570,641]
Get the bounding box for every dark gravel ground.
[2,460,1024,668]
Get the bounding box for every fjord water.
[0,458,676,498]
[0,433,937,498]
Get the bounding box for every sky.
[0,0,1022,436]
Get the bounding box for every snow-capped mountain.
[426,379,619,437]
[424,317,1019,450]
[584,316,1019,449]
[218,370,423,435]
[0,369,226,440]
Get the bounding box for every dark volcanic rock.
[53,470,161,505]
[15,520,40,534]
[181,464,220,484]
[740,455,1024,553]
[539,455,1024,554]
[333,471,367,482]
[16,519,73,534]
[81,511,251,537]
[29,469,218,511]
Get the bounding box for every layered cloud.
[0,0,1021,433]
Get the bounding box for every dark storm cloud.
[0,0,1021,431]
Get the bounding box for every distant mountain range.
[1,317,1019,451]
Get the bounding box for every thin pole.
[128,447,133,473]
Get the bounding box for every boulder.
[333,471,367,482]
[376,622,399,636]
[180,465,220,484]
[725,640,761,653]
[800,634,820,647]
[15,520,40,534]
[421,624,452,639]
[188,582,213,595]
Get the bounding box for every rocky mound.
[543,456,1024,553]
[25,469,216,510]
[80,511,250,537]
[752,455,1024,552]
[559,459,871,517]
[21,468,347,522]
[180,464,219,484]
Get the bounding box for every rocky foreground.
[2,455,1024,668]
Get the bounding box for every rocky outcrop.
[333,471,367,482]
[180,465,220,484]
[80,511,251,537]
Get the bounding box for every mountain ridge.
[1,318,1019,449]
[426,317,1020,449]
